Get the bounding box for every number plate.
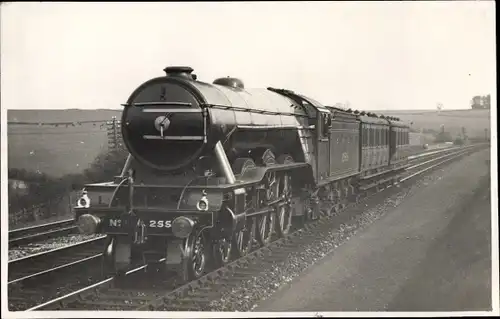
[103,216,173,234]
[148,220,172,228]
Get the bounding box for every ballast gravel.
[202,174,439,312]
[8,234,103,261]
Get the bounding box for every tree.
[482,94,491,109]
[471,94,490,109]
[471,96,482,109]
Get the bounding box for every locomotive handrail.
[141,108,202,113]
[121,102,193,107]
[237,124,315,130]
[202,103,310,118]
[142,135,205,141]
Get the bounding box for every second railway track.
[14,143,486,312]
[8,218,77,248]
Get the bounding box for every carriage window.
[366,127,369,146]
[373,127,376,146]
[367,127,370,146]
[365,127,369,146]
[367,128,370,146]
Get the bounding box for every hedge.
[8,148,128,226]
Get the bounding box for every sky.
[0,1,496,111]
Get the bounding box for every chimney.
[163,66,194,80]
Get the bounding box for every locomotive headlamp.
[172,217,195,239]
[76,214,101,235]
[196,192,209,211]
[76,190,91,208]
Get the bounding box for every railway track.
[407,145,461,164]
[9,218,77,248]
[11,143,486,312]
[8,236,107,311]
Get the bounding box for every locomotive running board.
[83,162,309,192]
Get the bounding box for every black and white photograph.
[1,1,498,317]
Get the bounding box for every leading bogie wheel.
[213,234,232,266]
[180,230,208,282]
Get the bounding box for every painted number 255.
[149,220,172,228]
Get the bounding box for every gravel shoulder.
[254,148,492,312]
[8,234,102,261]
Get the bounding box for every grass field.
[8,109,121,178]
[7,108,491,178]
[372,109,491,139]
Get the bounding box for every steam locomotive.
[74,66,410,281]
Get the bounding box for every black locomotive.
[74,66,410,281]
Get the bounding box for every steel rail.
[9,219,76,247]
